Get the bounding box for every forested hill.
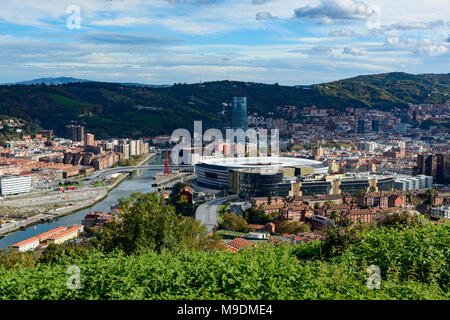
[0,72,448,139]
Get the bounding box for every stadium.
[195,157,329,190]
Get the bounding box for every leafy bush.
[277,221,311,234]
[0,243,447,300]
[342,222,449,291]
[0,249,35,270]
[376,209,427,228]
[220,212,250,233]
[98,192,209,254]
[0,207,448,300]
[37,244,92,264]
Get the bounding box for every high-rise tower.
[231,97,247,131]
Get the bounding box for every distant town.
[1,97,449,253]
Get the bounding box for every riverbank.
[0,153,158,237]
[152,172,191,187]
[108,152,157,191]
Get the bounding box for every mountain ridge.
[0,72,448,139]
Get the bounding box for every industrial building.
[46,225,83,245]
[11,226,68,252]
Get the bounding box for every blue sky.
[0,0,448,85]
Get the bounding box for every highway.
[195,194,237,233]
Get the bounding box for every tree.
[330,211,340,223]
[278,221,311,234]
[376,209,426,229]
[424,189,437,205]
[221,212,249,233]
[99,192,209,254]
[0,249,35,269]
[243,208,271,224]
[169,182,189,205]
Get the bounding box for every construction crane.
[0,214,9,226]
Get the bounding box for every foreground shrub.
[0,249,35,270]
[0,242,448,300]
[342,221,449,291]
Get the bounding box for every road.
[195,195,237,233]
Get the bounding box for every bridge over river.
[86,164,194,183]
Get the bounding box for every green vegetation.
[220,212,250,233]
[243,208,277,225]
[0,115,42,144]
[0,73,448,139]
[118,154,147,167]
[0,194,448,300]
[168,182,195,216]
[0,219,448,299]
[316,72,450,110]
[98,192,208,254]
[217,204,230,225]
[277,221,311,234]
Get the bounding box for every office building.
[371,120,379,132]
[357,120,365,134]
[232,168,291,200]
[431,205,450,219]
[394,175,433,191]
[0,175,31,196]
[231,97,248,131]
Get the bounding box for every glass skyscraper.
[231,97,247,131]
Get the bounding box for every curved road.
[195,195,237,233]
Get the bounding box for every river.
[0,155,164,250]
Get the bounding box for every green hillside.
[0,72,448,139]
[0,222,448,300]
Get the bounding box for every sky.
[0,0,448,85]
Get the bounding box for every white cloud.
[415,45,448,56]
[256,12,277,20]
[92,17,153,27]
[343,46,367,55]
[294,0,377,22]
[385,36,400,45]
[329,29,356,37]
